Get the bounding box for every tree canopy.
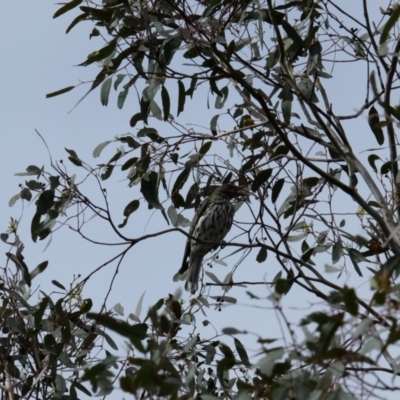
[4,1,400,399]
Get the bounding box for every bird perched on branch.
[177,183,249,294]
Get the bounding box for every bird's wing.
[178,196,210,274]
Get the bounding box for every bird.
[177,183,249,294]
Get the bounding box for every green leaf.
[256,247,267,263]
[79,39,117,66]
[140,97,150,125]
[34,298,49,327]
[118,135,140,149]
[6,252,31,287]
[252,169,272,191]
[281,19,304,51]
[348,248,364,277]
[332,240,342,264]
[167,204,179,227]
[137,128,164,143]
[297,77,315,101]
[234,338,250,367]
[9,193,20,207]
[279,83,293,124]
[271,178,285,203]
[93,140,112,158]
[31,212,41,242]
[46,85,75,98]
[381,161,391,175]
[119,200,140,228]
[36,190,54,215]
[118,86,129,109]
[368,106,384,145]
[52,280,66,290]
[150,100,162,120]
[210,114,220,135]
[177,80,185,116]
[215,86,229,109]
[100,77,112,106]
[65,148,83,166]
[87,313,148,350]
[367,154,380,173]
[381,254,400,274]
[101,165,114,180]
[30,261,48,280]
[15,165,42,177]
[73,382,92,397]
[49,176,60,190]
[25,180,44,190]
[199,141,212,155]
[341,286,358,316]
[204,344,217,365]
[53,0,82,18]
[380,5,400,44]
[171,169,190,207]
[304,177,320,187]
[141,171,164,210]
[21,188,32,201]
[130,112,143,127]
[114,74,126,90]
[103,331,118,350]
[301,240,314,262]
[161,85,170,121]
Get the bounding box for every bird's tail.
[185,255,203,294]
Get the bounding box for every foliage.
[5,0,400,399]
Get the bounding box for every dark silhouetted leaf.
[348,248,364,277]
[368,106,384,145]
[53,0,82,18]
[20,188,32,201]
[15,165,42,177]
[46,85,75,98]
[118,136,140,149]
[65,148,83,166]
[161,85,170,121]
[178,80,185,115]
[380,5,400,44]
[119,200,140,228]
[271,178,285,203]
[234,338,250,366]
[341,286,358,316]
[256,247,267,263]
[130,112,144,127]
[141,171,164,210]
[37,190,55,215]
[52,280,66,290]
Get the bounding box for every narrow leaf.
[348,248,364,277]
[100,77,112,106]
[52,280,66,290]
[46,86,75,98]
[161,85,171,121]
[271,178,285,203]
[380,5,400,44]
[368,106,384,145]
[234,338,250,366]
[93,141,112,158]
[177,80,185,115]
[53,0,82,18]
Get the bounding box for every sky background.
[1,1,396,398]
